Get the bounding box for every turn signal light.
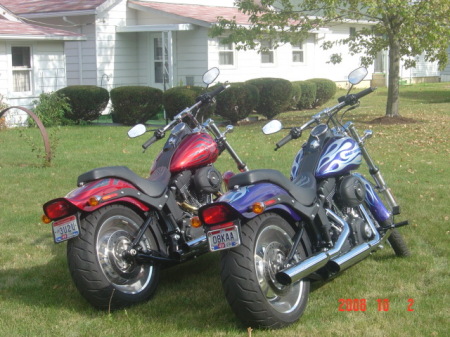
[41,214,52,224]
[251,202,265,214]
[191,216,202,228]
[88,196,102,207]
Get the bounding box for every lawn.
[0,83,448,337]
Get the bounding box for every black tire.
[220,213,310,329]
[388,229,411,257]
[67,204,160,310]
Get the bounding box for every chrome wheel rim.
[254,225,305,314]
[96,215,153,294]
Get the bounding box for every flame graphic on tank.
[290,148,304,180]
[316,137,362,178]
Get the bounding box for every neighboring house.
[0,0,444,125]
[0,3,84,126]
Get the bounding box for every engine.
[336,174,366,207]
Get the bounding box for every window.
[219,40,234,66]
[154,37,168,84]
[12,46,32,92]
[292,43,304,63]
[260,40,274,64]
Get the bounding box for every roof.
[0,18,85,40]
[129,1,251,26]
[0,0,108,15]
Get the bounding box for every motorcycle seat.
[228,169,316,206]
[77,166,170,198]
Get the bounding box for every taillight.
[199,203,237,226]
[43,199,76,220]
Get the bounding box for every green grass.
[0,83,449,336]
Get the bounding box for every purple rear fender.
[218,183,302,221]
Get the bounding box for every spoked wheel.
[220,213,310,329]
[67,204,160,309]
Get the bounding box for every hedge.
[56,85,109,123]
[214,83,259,124]
[294,81,317,110]
[245,78,293,119]
[110,86,163,125]
[308,78,337,107]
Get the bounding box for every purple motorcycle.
[198,67,410,329]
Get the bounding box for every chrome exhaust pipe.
[179,235,209,261]
[327,205,389,273]
[276,209,350,285]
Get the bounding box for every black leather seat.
[228,169,316,206]
[77,166,169,198]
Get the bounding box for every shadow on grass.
[400,89,450,104]
[0,240,240,331]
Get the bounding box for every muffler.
[276,209,349,285]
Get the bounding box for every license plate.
[52,215,79,243]
[207,225,241,252]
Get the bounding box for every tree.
[210,0,450,117]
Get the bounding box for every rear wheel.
[220,213,310,329]
[67,204,160,309]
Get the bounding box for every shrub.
[163,86,215,121]
[214,83,259,124]
[294,81,317,110]
[31,92,72,127]
[308,78,337,107]
[56,85,109,123]
[110,86,163,125]
[290,82,302,109]
[245,78,292,119]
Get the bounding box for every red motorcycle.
[42,68,247,310]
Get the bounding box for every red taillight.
[200,203,236,226]
[43,199,75,220]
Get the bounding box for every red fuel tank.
[170,132,219,172]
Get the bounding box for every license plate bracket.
[207,225,241,252]
[52,215,80,243]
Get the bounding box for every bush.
[163,86,215,121]
[245,78,292,119]
[31,92,72,127]
[290,82,302,109]
[110,86,163,125]
[308,78,337,107]
[214,83,259,124]
[56,85,109,123]
[294,81,317,110]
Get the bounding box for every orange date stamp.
[338,298,415,312]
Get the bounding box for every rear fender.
[53,178,168,215]
[217,183,302,221]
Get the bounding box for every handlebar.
[140,84,230,150]
[274,86,376,150]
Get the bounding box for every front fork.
[346,122,400,215]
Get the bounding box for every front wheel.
[67,204,160,310]
[388,229,411,257]
[220,213,310,329]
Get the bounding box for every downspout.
[63,16,83,84]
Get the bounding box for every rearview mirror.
[128,124,146,138]
[202,67,220,85]
[262,120,283,135]
[348,67,368,85]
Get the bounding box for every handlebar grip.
[197,84,228,104]
[142,135,157,150]
[354,87,376,100]
[275,133,293,151]
[209,84,227,98]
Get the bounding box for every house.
[0,3,84,126]
[0,0,444,125]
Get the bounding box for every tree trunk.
[386,36,401,117]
